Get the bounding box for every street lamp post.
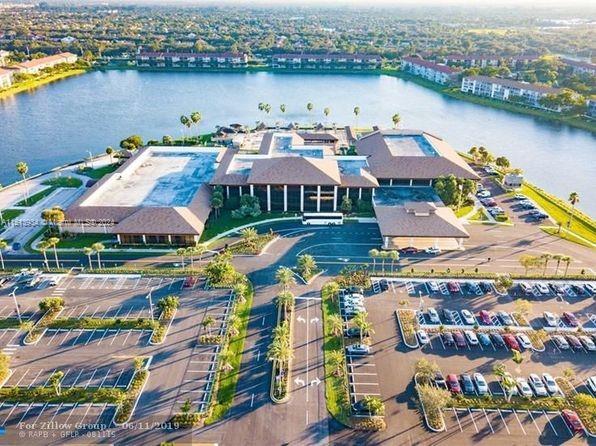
[10,287,21,324]
[87,151,94,169]
[146,287,155,321]
[418,290,424,313]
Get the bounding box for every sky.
[108,0,595,5]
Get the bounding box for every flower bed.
[114,368,149,424]
[395,309,419,348]
[24,307,63,344]
[49,317,157,330]
[149,307,177,344]
[229,233,277,255]
[199,334,222,345]
[0,386,125,404]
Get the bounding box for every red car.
[561,409,584,434]
[446,374,462,394]
[503,333,520,350]
[478,310,492,325]
[562,312,580,327]
[453,331,467,348]
[183,276,198,288]
[447,282,460,293]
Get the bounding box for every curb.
[23,307,64,345]
[203,217,300,246]
[149,308,178,345]
[414,373,446,432]
[270,305,294,404]
[112,366,151,427]
[0,369,14,389]
[395,310,419,349]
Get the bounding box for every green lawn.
[79,163,120,180]
[541,226,594,249]
[200,210,295,242]
[0,209,25,229]
[56,233,117,249]
[520,183,596,245]
[0,386,124,405]
[15,187,57,207]
[49,317,157,330]
[469,208,489,222]
[0,319,22,329]
[42,177,83,188]
[204,285,253,424]
[455,205,474,218]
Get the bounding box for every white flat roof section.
[383,134,438,157]
[82,147,222,208]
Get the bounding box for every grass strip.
[200,211,293,242]
[79,163,120,180]
[15,187,57,207]
[0,386,124,404]
[42,177,82,188]
[49,317,157,330]
[0,69,88,100]
[0,319,23,330]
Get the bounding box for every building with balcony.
[561,58,596,76]
[0,68,12,88]
[14,52,78,75]
[401,57,459,85]
[136,51,249,69]
[270,53,381,70]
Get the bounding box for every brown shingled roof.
[248,157,341,186]
[374,204,469,238]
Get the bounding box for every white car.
[461,309,475,325]
[428,308,440,324]
[536,283,550,294]
[516,377,533,397]
[543,311,558,327]
[343,296,364,306]
[428,281,440,293]
[425,247,441,255]
[346,344,370,355]
[542,373,560,395]
[552,335,570,350]
[579,336,596,351]
[528,374,548,397]
[588,376,596,394]
[517,334,533,350]
[417,329,430,345]
[477,190,491,198]
[474,373,489,395]
[464,330,479,345]
[513,193,526,200]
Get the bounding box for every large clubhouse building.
[65,126,479,251]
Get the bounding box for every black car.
[442,332,455,346]
[351,399,371,414]
[461,374,475,394]
[379,279,389,291]
[348,286,364,295]
[434,371,447,388]
[571,284,586,296]
[480,281,493,293]
[491,332,505,347]
[344,327,365,338]
[443,309,456,324]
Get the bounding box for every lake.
[1,70,594,214]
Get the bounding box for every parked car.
[347,286,364,295]
[517,334,533,350]
[528,374,548,396]
[461,374,475,394]
[434,371,447,388]
[478,332,491,347]
[474,373,489,395]
[550,283,566,294]
[488,206,504,215]
[400,247,419,254]
[579,335,596,351]
[344,327,366,338]
[478,310,492,325]
[519,282,533,295]
[480,281,493,293]
[552,335,570,350]
[542,373,560,395]
[513,193,526,200]
[447,282,460,293]
[543,311,558,327]
[417,329,430,345]
[491,333,505,347]
[571,284,586,296]
[477,190,491,198]
[442,332,455,346]
[484,166,497,175]
[351,399,372,415]
[461,309,475,325]
[464,330,479,346]
[566,335,582,349]
[183,276,198,288]
[11,242,21,251]
[584,283,596,294]
[428,308,440,324]
[561,409,584,435]
[587,376,596,394]
[520,200,537,209]
[503,333,520,350]
[562,312,580,327]
[446,374,462,394]
[428,281,440,293]
[443,309,456,324]
[378,279,389,291]
[516,377,533,397]
[453,331,467,348]
[424,247,441,255]
[346,344,370,355]
[482,199,497,207]
[535,282,550,294]
[498,311,515,326]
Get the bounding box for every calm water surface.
[0,70,594,214]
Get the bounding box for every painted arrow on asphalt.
[310,377,321,386]
[297,316,306,323]
[310,317,320,324]
[294,377,305,386]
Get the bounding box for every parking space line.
[497,409,511,434]
[64,404,78,423]
[42,369,57,386]
[122,331,133,345]
[543,411,558,436]
[468,409,479,433]
[70,330,85,345]
[102,306,114,319]
[17,404,34,424]
[47,329,61,345]
[28,369,44,388]
[452,409,463,432]
[31,403,49,425]
[85,370,98,389]
[526,410,541,434]
[97,330,110,345]
[482,409,494,433]
[513,410,527,435]
[71,369,84,387]
[84,330,96,345]
[113,370,125,388]
[557,413,573,436]
[2,405,18,425]
[98,369,111,388]
[110,329,121,345]
[48,403,63,423]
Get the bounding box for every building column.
[300,185,304,212]
[358,188,362,200]
[168,235,172,244]
[267,185,271,212]
[250,184,254,197]
[316,186,321,212]
[346,187,350,199]
[283,185,288,212]
[428,179,432,186]
[409,179,413,186]
[116,234,121,244]
[389,179,393,186]
[239,186,243,196]
[142,234,147,244]
[226,186,230,199]
[384,237,389,249]
[333,186,338,211]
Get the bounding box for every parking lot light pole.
[10,287,22,324]
[87,151,94,169]
[146,287,155,321]
[418,290,424,312]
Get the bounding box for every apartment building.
[0,68,12,88]
[561,58,596,76]
[136,51,248,69]
[14,52,78,75]
[401,57,459,85]
[443,54,501,68]
[270,53,381,70]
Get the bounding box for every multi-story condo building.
[270,53,381,70]
[0,68,12,88]
[587,99,596,118]
[442,54,501,68]
[401,57,459,85]
[460,75,563,111]
[0,50,9,66]
[561,58,596,76]
[14,52,78,75]
[136,51,249,69]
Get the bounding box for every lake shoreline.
[0,68,89,100]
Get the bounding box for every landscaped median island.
[228,227,277,255]
[24,297,64,344]
[396,309,419,348]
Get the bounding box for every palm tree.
[362,395,385,416]
[552,254,563,275]
[105,146,114,163]
[468,146,479,163]
[16,161,29,204]
[540,253,552,276]
[325,281,341,302]
[185,246,196,269]
[297,254,317,280]
[275,266,296,292]
[353,311,372,342]
[83,247,93,270]
[47,237,60,268]
[190,111,202,138]
[91,242,105,269]
[219,349,234,373]
[562,255,572,276]
[240,227,258,251]
[323,107,331,123]
[180,115,190,141]
[202,315,216,336]
[328,350,345,377]
[306,102,314,114]
[389,250,400,273]
[276,290,295,321]
[353,106,360,127]
[280,104,286,114]
[328,314,344,337]
[232,282,248,304]
[368,249,379,272]
[227,314,240,337]
[38,240,50,269]
[0,239,7,270]
[194,243,207,262]
[378,251,389,272]
[176,247,186,269]
[391,113,401,129]
[567,192,579,231]
[48,371,64,396]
